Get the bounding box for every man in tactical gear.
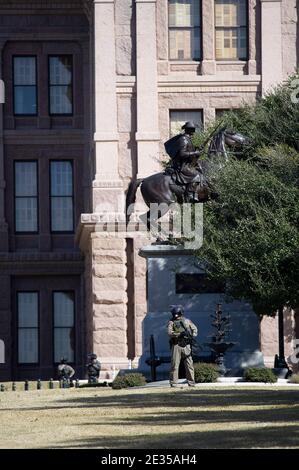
[57,357,75,383]
[167,305,198,387]
[164,121,204,203]
[87,353,101,384]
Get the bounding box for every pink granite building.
[0,0,298,380]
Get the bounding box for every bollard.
[24,380,29,391]
[49,378,54,390]
[0,384,5,392]
[59,380,63,389]
[37,379,41,390]
[12,382,16,392]
[75,379,80,388]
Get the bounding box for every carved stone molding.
[0,0,84,9]
[0,252,84,274]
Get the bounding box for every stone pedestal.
[139,245,263,378]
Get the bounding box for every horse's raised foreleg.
[140,203,171,238]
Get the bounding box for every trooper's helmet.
[89,353,97,360]
[170,305,184,319]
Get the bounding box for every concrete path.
[143,377,299,388]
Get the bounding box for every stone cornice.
[0,252,84,274]
[3,130,87,146]
[116,76,261,94]
[139,244,195,258]
[0,252,83,262]
[0,1,84,9]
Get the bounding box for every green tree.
[195,75,299,317]
[198,157,299,316]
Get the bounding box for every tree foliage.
[195,75,299,316]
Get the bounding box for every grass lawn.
[0,385,299,449]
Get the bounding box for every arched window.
[215,0,248,60]
[168,0,201,61]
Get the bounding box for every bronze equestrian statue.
[126,121,247,227]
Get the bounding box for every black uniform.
[87,358,101,383]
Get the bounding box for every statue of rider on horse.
[164,120,208,204]
[126,121,247,228]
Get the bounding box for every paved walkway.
[143,378,299,388]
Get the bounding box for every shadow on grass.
[60,389,299,449]
[51,424,299,449]
[3,388,299,448]
[61,388,299,408]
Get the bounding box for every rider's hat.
[181,121,198,130]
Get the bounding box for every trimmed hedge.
[243,367,277,383]
[112,372,147,390]
[79,382,110,388]
[194,363,219,383]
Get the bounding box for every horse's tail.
[126,177,143,212]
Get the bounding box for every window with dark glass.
[216,108,231,118]
[215,0,248,60]
[176,273,225,294]
[17,292,39,364]
[50,161,74,232]
[53,292,75,363]
[13,56,37,115]
[168,0,201,60]
[170,109,203,136]
[14,161,38,233]
[49,56,73,115]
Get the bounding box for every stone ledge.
[0,251,83,262]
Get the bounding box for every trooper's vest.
[171,319,192,348]
[87,361,101,377]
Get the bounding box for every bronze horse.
[126,127,247,228]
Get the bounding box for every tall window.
[53,292,75,363]
[170,110,203,136]
[168,0,201,60]
[215,0,248,60]
[17,292,39,364]
[13,56,37,115]
[49,56,73,115]
[50,161,74,232]
[14,161,38,233]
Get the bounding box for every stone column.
[92,0,124,213]
[260,0,283,94]
[0,41,8,251]
[260,309,296,369]
[135,0,160,178]
[201,0,216,75]
[247,0,257,75]
[91,233,128,372]
[0,275,11,381]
